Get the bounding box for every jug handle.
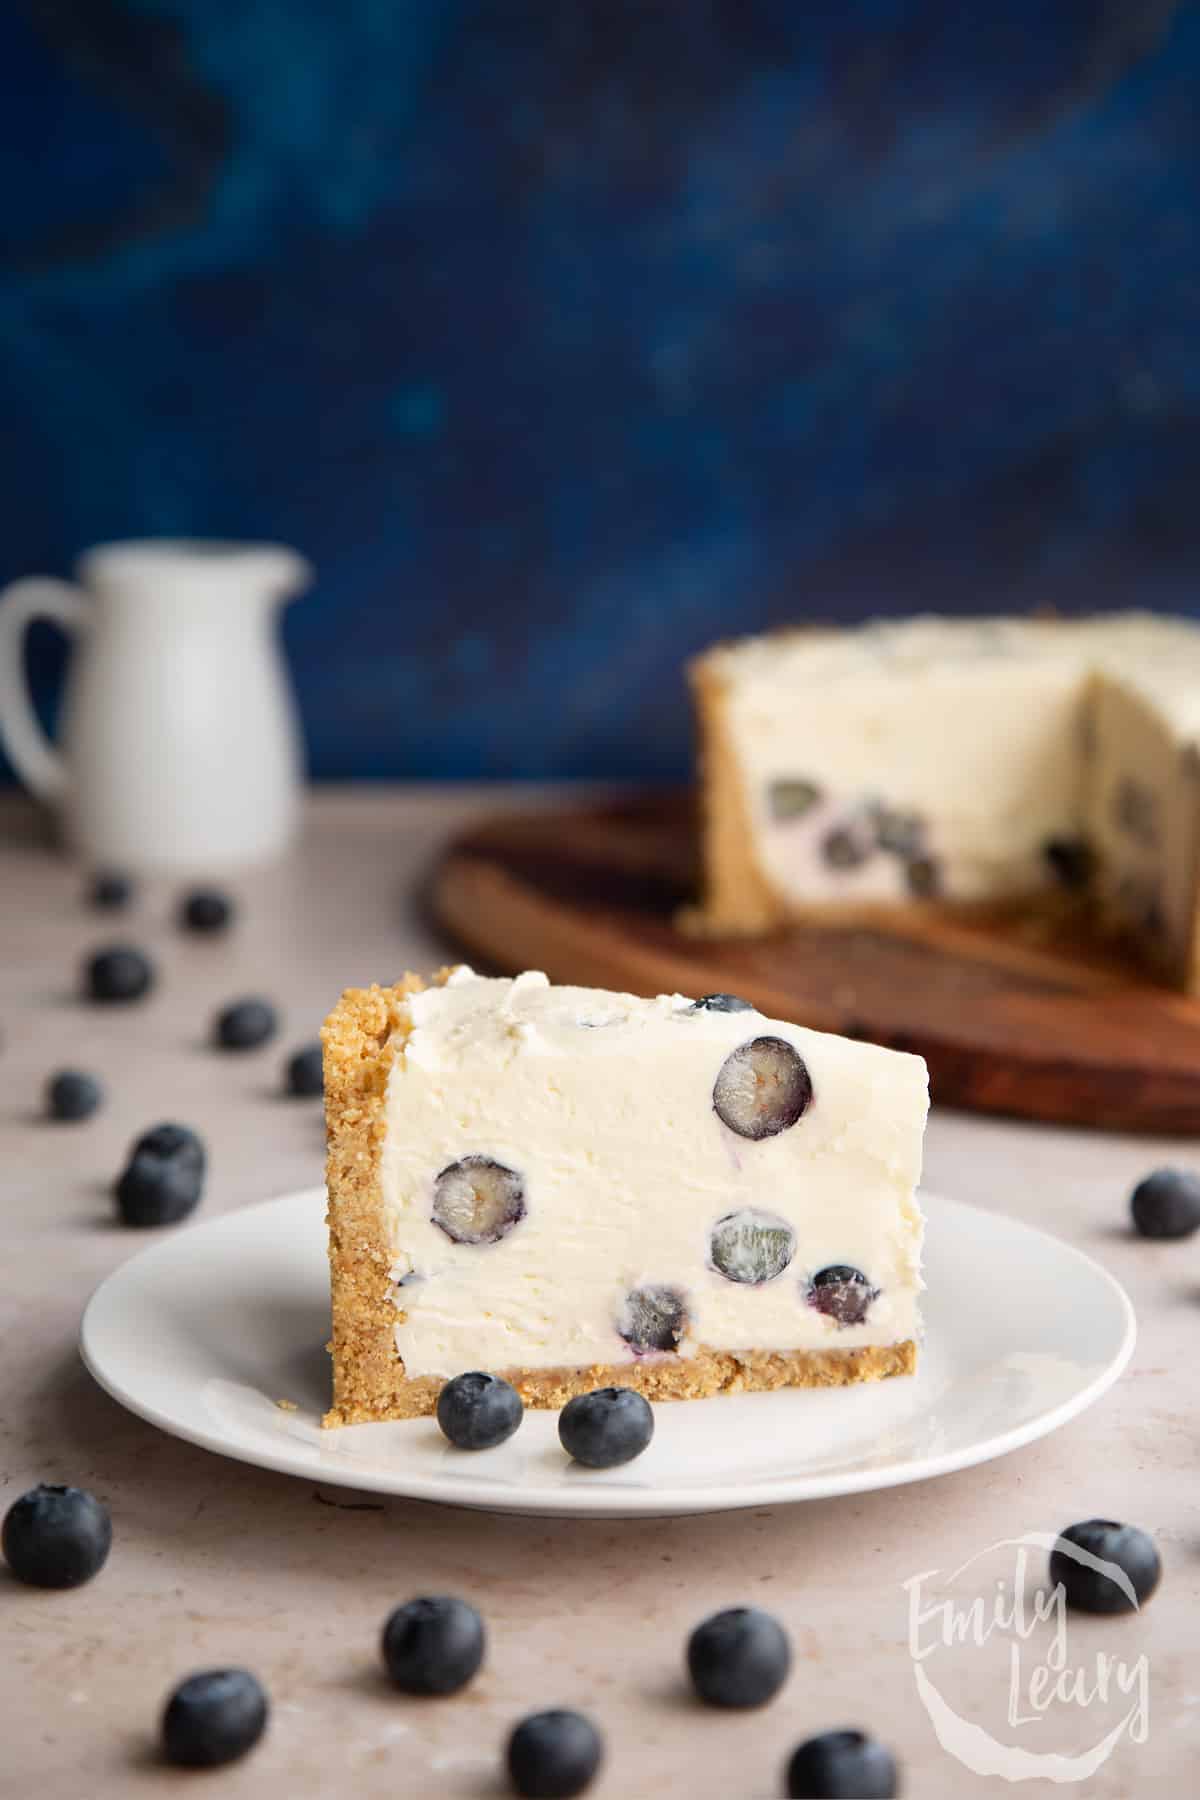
[0,577,88,803]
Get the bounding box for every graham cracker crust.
[322,968,918,1427]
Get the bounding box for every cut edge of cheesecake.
[322,968,917,1428]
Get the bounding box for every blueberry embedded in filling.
[806,1265,878,1326]
[618,1284,689,1354]
[821,818,875,871]
[1043,836,1095,890]
[689,993,754,1014]
[869,802,925,860]
[713,1036,813,1140]
[1112,776,1159,849]
[709,1209,796,1284]
[768,777,822,822]
[432,1155,526,1245]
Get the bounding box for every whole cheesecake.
[322,967,928,1426]
[689,612,1200,989]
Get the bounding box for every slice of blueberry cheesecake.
[322,967,927,1425]
[690,611,1200,989]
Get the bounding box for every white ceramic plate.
[81,1188,1134,1518]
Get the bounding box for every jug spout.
[78,540,312,607]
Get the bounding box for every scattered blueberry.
[381,1595,485,1695]
[437,1372,524,1450]
[1049,1520,1161,1615]
[215,997,278,1051]
[507,1708,604,1799]
[768,778,822,822]
[46,1069,103,1122]
[709,1209,795,1285]
[806,1266,877,1327]
[870,803,925,860]
[558,1387,654,1468]
[1130,1168,1200,1240]
[687,1606,791,1708]
[88,871,133,911]
[180,887,235,933]
[85,944,154,1003]
[2,1484,112,1588]
[114,1122,206,1227]
[285,1043,324,1098]
[161,1669,268,1768]
[689,992,755,1014]
[432,1155,526,1245]
[713,1036,813,1140]
[1043,837,1095,889]
[821,820,874,870]
[905,854,942,898]
[617,1285,688,1354]
[786,1729,898,1798]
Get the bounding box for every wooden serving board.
[433,792,1200,1133]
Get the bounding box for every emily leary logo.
[903,1533,1150,1783]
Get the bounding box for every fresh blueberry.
[870,803,925,860]
[114,1122,206,1226]
[687,1606,791,1708]
[713,1036,813,1140]
[432,1155,526,1245]
[381,1595,485,1695]
[1043,836,1095,889]
[88,871,133,911]
[709,1209,795,1285]
[46,1069,103,1122]
[1049,1520,1161,1615]
[1130,1168,1200,1240]
[905,853,942,898]
[161,1669,268,1768]
[85,944,154,1003]
[689,992,754,1014]
[558,1387,654,1468]
[617,1285,688,1354]
[821,820,874,870]
[786,1729,898,1797]
[285,1043,324,1098]
[768,778,822,822]
[180,887,235,933]
[2,1484,111,1589]
[436,1372,524,1450]
[507,1708,604,1799]
[806,1266,878,1327]
[214,997,278,1051]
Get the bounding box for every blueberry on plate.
[617,1285,688,1355]
[162,1669,268,1768]
[2,1484,111,1589]
[1129,1167,1200,1240]
[806,1265,877,1327]
[689,993,754,1014]
[687,1606,791,1708]
[786,1728,898,1798]
[285,1042,324,1097]
[432,1155,526,1245]
[88,871,133,911]
[709,1209,795,1284]
[114,1122,206,1227]
[180,887,235,933]
[713,1037,813,1140]
[1049,1520,1161,1614]
[381,1595,485,1695]
[558,1387,654,1468]
[436,1372,524,1450]
[46,1069,103,1122]
[214,996,278,1051]
[507,1708,603,1799]
[85,944,154,1003]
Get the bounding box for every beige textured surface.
[323,970,917,1424]
[0,786,1193,1799]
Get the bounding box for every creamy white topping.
[378,970,928,1382]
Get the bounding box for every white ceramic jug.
[0,539,311,872]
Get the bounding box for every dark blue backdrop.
[2,1,1199,780]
